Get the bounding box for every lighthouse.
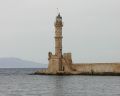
[48,13,72,74]
[54,13,63,57]
[54,13,63,71]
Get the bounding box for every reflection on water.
[53,76,65,96]
[0,68,120,96]
[52,76,120,96]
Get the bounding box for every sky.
[0,0,120,65]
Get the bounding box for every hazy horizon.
[0,0,120,67]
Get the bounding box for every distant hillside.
[0,58,47,68]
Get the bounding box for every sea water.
[0,68,120,96]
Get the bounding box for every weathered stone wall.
[71,63,120,73]
[62,53,73,72]
[48,55,60,73]
[48,53,73,73]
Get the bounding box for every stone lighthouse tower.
[54,13,63,71]
[54,13,63,58]
[48,13,72,74]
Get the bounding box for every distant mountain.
[0,57,47,68]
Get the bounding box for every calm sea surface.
[0,68,120,96]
